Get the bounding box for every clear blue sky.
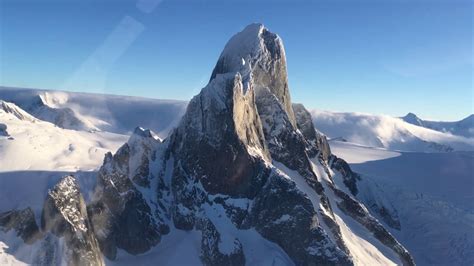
[0,0,472,120]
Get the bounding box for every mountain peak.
[132,126,159,140]
[210,23,283,79]
[210,23,296,127]
[211,23,267,78]
[402,112,424,126]
[0,100,36,122]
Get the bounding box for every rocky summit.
[0,23,415,265]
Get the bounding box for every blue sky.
[0,0,472,120]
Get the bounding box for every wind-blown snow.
[311,109,474,152]
[0,87,187,138]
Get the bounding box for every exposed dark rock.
[198,219,246,266]
[250,172,351,265]
[170,73,269,199]
[41,175,104,266]
[0,100,37,122]
[293,103,332,161]
[0,207,41,244]
[330,155,360,196]
[88,130,169,259]
[330,184,415,266]
[0,123,8,136]
[329,153,402,230]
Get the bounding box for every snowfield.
[331,140,474,265]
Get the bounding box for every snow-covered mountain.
[311,110,474,152]
[0,24,416,266]
[401,112,474,138]
[0,87,187,138]
[1,23,472,266]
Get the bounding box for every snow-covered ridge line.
[0,86,188,137]
[401,112,474,138]
[310,109,474,152]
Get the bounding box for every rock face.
[41,175,104,266]
[0,100,36,122]
[0,207,41,244]
[89,24,413,265]
[293,103,331,161]
[88,23,414,265]
[211,23,296,128]
[0,123,8,136]
[87,127,170,259]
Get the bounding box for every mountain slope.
[311,109,474,152]
[401,112,474,138]
[0,100,128,172]
[330,140,474,265]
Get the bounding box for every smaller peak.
[0,100,36,122]
[132,126,161,141]
[401,112,424,126]
[50,175,80,198]
[133,126,152,137]
[404,112,419,119]
[210,23,284,83]
[56,175,77,187]
[461,114,474,122]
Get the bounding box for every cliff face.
[41,176,104,266]
[89,23,413,266]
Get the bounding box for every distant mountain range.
[311,110,473,152]
[401,112,473,138]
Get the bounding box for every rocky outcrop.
[198,218,246,266]
[0,100,36,122]
[87,127,169,259]
[293,103,332,161]
[249,171,350,265]
[330,155,360,196]
[210,23,296,128]
[0,123,8,136]
[41,175,104,266]
[0,207,41,244]
[330,184,414,266]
